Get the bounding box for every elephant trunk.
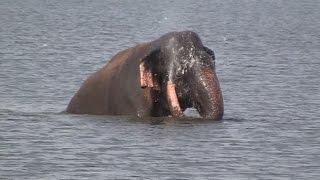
[192,67,224,120]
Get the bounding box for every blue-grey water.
[1,0,319,179]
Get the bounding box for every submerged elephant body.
[67,31,224,120]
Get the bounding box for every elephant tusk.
[166,81,183,117]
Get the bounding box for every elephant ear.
[139,49,161,90]
[139,60,153,88]
[203,46,215,61]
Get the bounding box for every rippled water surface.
[1,0,319,179]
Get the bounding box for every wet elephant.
[66,31,224,120]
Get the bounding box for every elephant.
[66,31,224,120]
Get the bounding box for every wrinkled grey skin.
[149,31,224,119]
[67,31,223,120]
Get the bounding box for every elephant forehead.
[167,37,197,49]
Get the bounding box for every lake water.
[1,0,319,179]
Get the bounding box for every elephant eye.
[199,52,212,64]
[199,52,215,69]
[203,47,215,61]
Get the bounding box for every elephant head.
[139,31,224,120]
